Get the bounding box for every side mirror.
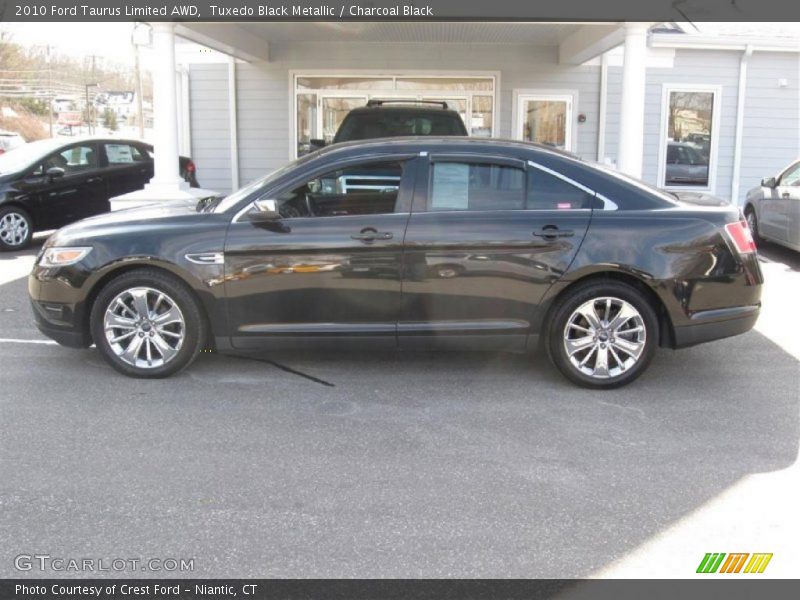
[761,177,777,188]
[309,139,326,149]
[247,199,281,223]
[46,167,65,180]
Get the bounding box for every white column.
[617,23,649,179]
[111,23,219,210]
[146,22,188,193]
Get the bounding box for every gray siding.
[193,42,602,190]
[188,43,799,202]
[188,63,231,193]
[739,51,800,204]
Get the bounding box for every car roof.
[347,104,461,115]
[313,135,580,161]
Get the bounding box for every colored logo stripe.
[744,553,773,573]
[697,553,726,573]
[719,553,749,573]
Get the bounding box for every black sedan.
[0,137,199,250]
[28,138,762,388]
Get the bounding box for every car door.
[399,154,593,351]
[27,142,107,229]
[101,141,153,198]
[771,162,800,245]
[223,155,419,350]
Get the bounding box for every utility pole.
[46,45,53,137]
[133,37,144,138]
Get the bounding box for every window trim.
[657,83,722,193]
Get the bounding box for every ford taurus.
[28,138,763,388]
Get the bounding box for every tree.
[103,107,118,132]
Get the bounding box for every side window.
[779,164,800,187]
[105,143,147,165]
[273,160,406,218]
[429,162,525,211]
[527,168,594,210]
[39,144,97,176]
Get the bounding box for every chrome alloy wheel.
[0,212,29,247]
[103,287,185,369]
[563,296,646,380]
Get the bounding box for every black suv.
[306,100,468,153]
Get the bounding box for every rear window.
[334,111,467,143]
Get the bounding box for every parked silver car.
[744,160,800,252]
[665,141,709,186]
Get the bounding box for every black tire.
[545,281,659,389]
[0,206,33,251]
[90,268,207,378]
[745,207,760,245]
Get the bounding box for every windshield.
[211,152,319,213]
[334,111,466,143]
[0,139,62,174]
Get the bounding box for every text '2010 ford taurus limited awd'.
[29,138,763,388]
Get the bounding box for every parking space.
[0,239,797,578]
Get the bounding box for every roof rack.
[366,99,450,110]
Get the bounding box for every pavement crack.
[229,354,336,387]
[597,400,646,419]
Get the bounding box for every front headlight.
[39,246,93,267]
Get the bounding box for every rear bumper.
[672,304,760,349]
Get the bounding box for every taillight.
[724,219,757,254]
[185,159,196,173]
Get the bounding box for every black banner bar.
[2,0,800,22]
[2,580,800,600]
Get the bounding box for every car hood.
[46,199,209,246]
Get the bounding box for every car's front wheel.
[90,269,207,378]
[546,281,658,389]
[0,206,33,251]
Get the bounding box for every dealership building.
[128,21,799,206]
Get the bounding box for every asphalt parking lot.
[1,237,798,578]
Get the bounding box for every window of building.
[293,73,497,157]
[659,86,720,191]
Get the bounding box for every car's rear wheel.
[90,269,206,378]
[0,206,33,251]
[745,207,760,245]
[546,281,658,389]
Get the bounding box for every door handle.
[86,177,103,184]
[532,227,574,239]
[782,193,791,199]
[351,230,393,242]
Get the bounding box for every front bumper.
[29,266,92,348]
[672,304,760,349]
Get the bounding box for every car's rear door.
[101,141,153,199]
[223,155,419,349]
[399,154,593,351]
